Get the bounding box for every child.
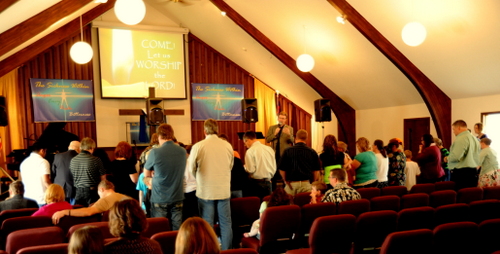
[404,150,421,191]
[243,187,292,238]
[310,181,327,204]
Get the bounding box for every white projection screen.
[97,27,187,99]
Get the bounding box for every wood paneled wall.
[277,95,312,147]
[17,24,96,149]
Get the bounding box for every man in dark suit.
[0,181,38,212]
[51,140,80,204]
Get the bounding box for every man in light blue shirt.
[448,120,480,190]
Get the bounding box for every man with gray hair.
[0,181,38,212]
[52,140,80,204]
[70,137,106,206]
[188,119,234,250]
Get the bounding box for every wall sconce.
[402,21,427,46]
[70,16,93,64]
[114,0,146,25]
[296,25,315,72]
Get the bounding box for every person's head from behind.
[388,138,401,152]
[109,199,146,238]
[322,134,338,153]
[175,217,220,254]
[337,141,348,153]
[203,119,218,135]
[45,184,65,204]
[69,141,81,153]
[311,181,327,197]
[452,120,468,136]
[404,150,413,161]
[157,124,175,141]
[31,142,47,157]
[422,134,434,148]
[97,180,115,198]
[114,141,132,160]
[329,168,347,187]
[149,133,159,147]
[434,137,443,148]
[356,137,370,153]
[296,129,308,143]
[9,180,24,197]
[480,138,492,149]
[268,187,292,207]
[68,226,104,254]
[80,137,96,153]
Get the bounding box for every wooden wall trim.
[327,0,452,147]
[0,0,18,14]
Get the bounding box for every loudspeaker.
[0,96,7,126]
[146,98,164,126]
[241,98,258,123]
[314,98,332,122]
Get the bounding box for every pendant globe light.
[115,0,146,25]
[70,16,93,64]
[296,25,315,72]
[402,21,427,47]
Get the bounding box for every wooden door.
[404,118,430,157]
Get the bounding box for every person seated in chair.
[321,168,361,204]
[0,180,39,212]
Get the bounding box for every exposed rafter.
[209,0,356,153]
[0,0,18,14]
[326,0,452,147]
[0,0,117,78]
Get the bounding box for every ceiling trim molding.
[327,0,452,147]
[209,0,356,152]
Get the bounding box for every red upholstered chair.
[142,217,171,238]
[352,210,398,254]
[240,205,301,254]
[457,187,484,204]
[433,222,479,254]
[5,226,65,254]
[56,213,102,234]
[370,195,400,212]
[67,221,114,240]
[397,206,434,231]
[151,231,178,254]
[483,186,500,200]
[287,214,356,254]
[429,190,456,208]
[221,249,259,254]
[337,199,370,217]
[400,193,429,209]
[231,197,261,247]
[434,203,470,226]
[293,192,312,207]
[381,186,408,197]
[434,181,456,191]
[0,215,53,249]
[297,203,336,244]
[0,208,38,226]
[380,229,433,254]
[469,199,500,224]
[357,187,381,200]
[479,218,500,254]
[409,183,435,195]
[17,243,69,254]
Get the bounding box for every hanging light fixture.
[402,22,427,47]
[296,25,315,72]
[70,16,93,64]
[114,0,146,25]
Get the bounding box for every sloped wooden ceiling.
[0,0,18,14]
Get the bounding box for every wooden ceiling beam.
[0,0,116,78]
[327,0,452,147]
[0,0,18,14]
[209,0,356,152]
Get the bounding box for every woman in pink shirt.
[32,184,72,217]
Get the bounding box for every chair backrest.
[357,187,381,200]
[352,210,398,254]
[0,208,38,226]
[67,221,113,240]
[56,213,102,234]
[309,214,356,254]
[151,231,178,254]
[0,216,53,248]
[433,221,479,254]
[483,186,500,200]
[299,203,337,238]
[230,197,261,228]
[380,229,433,254]
[429,190,456,208]
[478,218,500,254]
[457,187,484,204]
[397,206,434,231]
[337,199,370,217]
[469,199,500,224]
[142,217,171,238]
[17,243,69,254]
[370,195,400,212]
[400,193,429,209]
[293,192,312,207]
[5,226,65,254]
[381,186,408,197]
[259,205,301,247]
[434,181,456,191]
[434,203,470,226]
[221,249,259,254]
[409,184,435,195]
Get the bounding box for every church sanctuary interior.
[0,0,500,252]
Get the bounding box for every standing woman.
[372,140,389,188]
[387,138,406,186]
[109,141,139,200]
[474,123,488,140]
[337,141,354,185]
[319,135,346,188]
[350,137,378,189]
[414,134,444,183]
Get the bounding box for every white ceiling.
[3,0,500,112]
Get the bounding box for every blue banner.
[30,78,95,122]
[192,83,244,121]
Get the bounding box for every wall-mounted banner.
[30,78,95,123]
[192,83,244,121]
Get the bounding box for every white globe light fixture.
[115,0,146,25]
[70,41,93,64]
[296,54,315,72]
[402,22,427,47]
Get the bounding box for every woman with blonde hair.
[350,137,378,189]
[68,226,104,254]
[32,184,72,217]
[175,217,220,254]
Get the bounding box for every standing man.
[279,129,320,195]
[265,112,294,189]
[448,120,481,190]
[52,140,80,204]
[243,130,276,200]
[20,142,51,206]
[478,138,499,187]
[70,137,106,206]
[144,124,186,231]
[188,119,234,250]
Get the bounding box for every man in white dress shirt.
[243,130,276,199]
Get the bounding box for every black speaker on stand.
[314,98,332,122]
[241,98,258,123]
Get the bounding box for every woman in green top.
[350,137,378,189]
